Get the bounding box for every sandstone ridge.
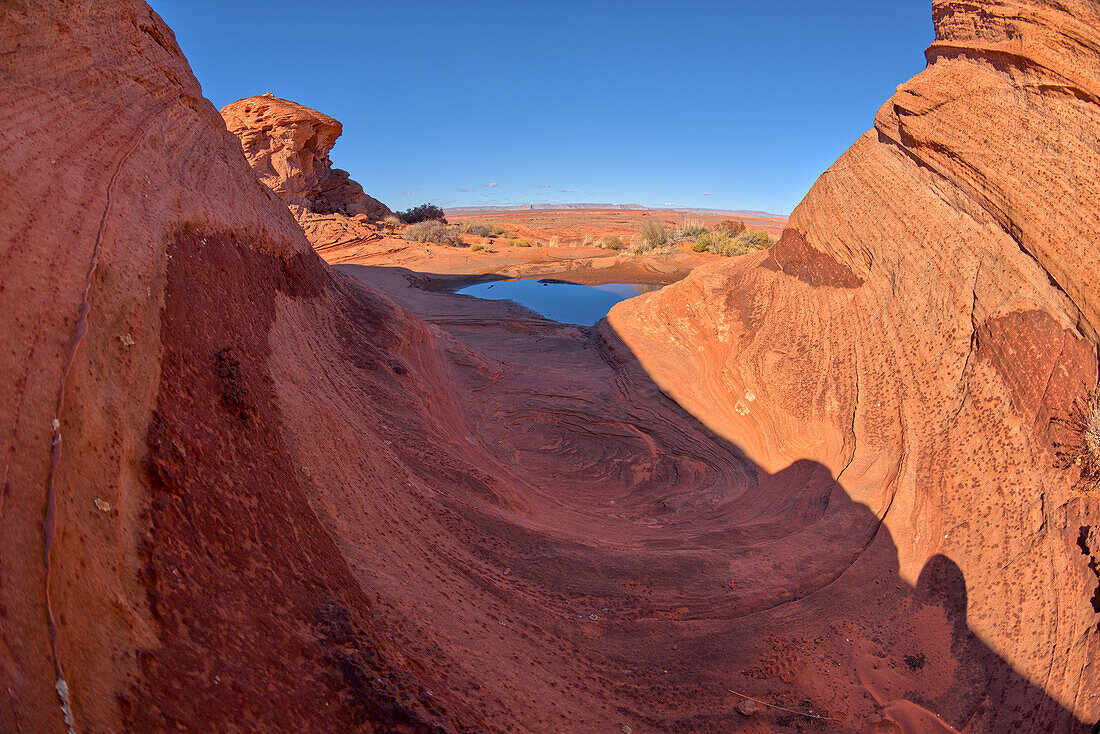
[221,93,391,247]
[610,0,1100,727]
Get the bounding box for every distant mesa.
[221,94,390,247]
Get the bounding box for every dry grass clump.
[548,236,562,248]
[457,222,493,237]
[403,220,461,246]
[470,243,488,252]
[680,217,708,238]
[1053,387,1100,492]
[595,235,626,250]
[631,220,678,253]
[383,214,402,226]
[510,238,532,247]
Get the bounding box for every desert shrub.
[548,236,562,248]
[1053,387,1100,492]
[510,238,531,247]
[631,220,678,253]
[457,223,493,237]
[696,231,740,256]
[403,219,461,245]
[693,229,775,256]
[595,235,626,250]
[383,214,402,226]
[582,235,593,247]
[738,229,773,249]
[396,203,446,224]
[715,218,747,235]
[470,243,487,252]
[488,224,508,236]
[680,218,708,238]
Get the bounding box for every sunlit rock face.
[611,0,1100,726]
[221,93,391,249]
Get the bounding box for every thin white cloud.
[703,192,715,196]
[532,184,551,188]
[484,183,498,188]
[559,188,574,193]
[402,190,411,194]
[663,202,674,206]
[458,188,474,192]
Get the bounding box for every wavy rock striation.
[611,0,1100,728]
[221,93,391,248]
[0,0,1097,733]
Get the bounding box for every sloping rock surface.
[611,0,1100,727]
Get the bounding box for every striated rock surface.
[611,0,1100,729]
[221,93,391,247]
[2,1,1098,733]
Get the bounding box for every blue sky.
[152,1,934,215]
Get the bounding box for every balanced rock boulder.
[221,93,391,248]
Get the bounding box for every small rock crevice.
[1076,526,1100,614]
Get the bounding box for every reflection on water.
[456,279,664,326]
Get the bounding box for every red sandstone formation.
[0,2,1097,734]
[221,93,391,247]
[610,0,1100,728]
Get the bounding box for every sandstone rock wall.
[610,0,1100,725]
[0,3,446,731]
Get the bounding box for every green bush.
[693,229,775,257]
[739,229,773,249]
[403,220,461,246]
[396,203,446,224]
[595,235,626,250]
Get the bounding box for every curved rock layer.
[221,93,391,247]
[611,0,1100,727]
[0,3,1096,734]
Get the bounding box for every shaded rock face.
[2,2,1099,734]
[610,0,1100,727]
[221,93,391,229]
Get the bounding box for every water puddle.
[456,279,663,326]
